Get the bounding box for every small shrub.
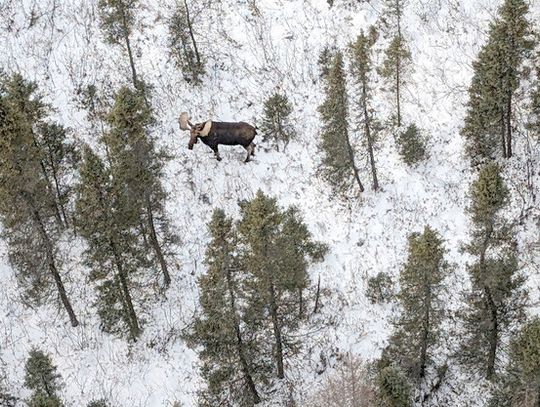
[260,92,295,151]
[396,123,427,166]
[377,366,412,407]
[366,272,394,304]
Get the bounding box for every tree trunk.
[145,196,171,288]
[506,92,513,158]
[501,109,507,158]
[226,268,261,405]
[479,223,497,379]
[313,275,321,314]
[362,79,379,191]
[396,0,402,127]
[269,283,285,379]
[344,133,364,193]
[120,6,138,88]
[48,160,69,228]
[111,242,140,341]
[23,192,79,327]
[183,0,202,71]
[420,283,431,378]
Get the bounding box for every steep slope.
[0,0,539,406]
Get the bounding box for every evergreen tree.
[2,74,76,229]
[396,123,427,166]
[35,122,79,227]
[380,0,412,127]
[260,92,295,151]
[462,0,534,162]
[461,163,527,379]
[237,191,327,379]
[98,0,141,88]
[103,86,173,288]
[75,146,142,340]
[377,365,412,407]
[385,226,447,380]
[24,349,63,407]
[189,209,263,406]
[349,27,380,191]
[0,74,79,327]
[318,50,365,196]
[168,0,205,84]
[489,318,540,407]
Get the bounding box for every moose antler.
[178,112,193,130]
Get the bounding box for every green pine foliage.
[168,1,205,84]
[462,0,534,163]
[461,163,527,379]
[385,226,447,380]
[366,272,394,304]
[238,190,327,379]
[490,318,540,407]
[260,92,295,151]
[75,146,143,340]
[377,365,412,407]
[380,0,412,128]
[0,73,79,327]
[24,349,63,407]
[103,86,173,288]
[396,123,427,166]
[191,192,326,405]
[318,50,365,196]
[190,209,264,406]
[98,0,143,89]
[349,27,380,190]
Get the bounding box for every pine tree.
[396,123,426,166]
[103,86,173,288]
[260,92,295,151]
[75,146,142,340]
[35,122,79,227]
[189,209,264,406]
[462,0,534,162]
[461,163,527,379]
[98,0,141,88]
[168,0,205,84]
[24,349,63,407]
[2,74,76,229]
[380,0,412,127]
[489,318,540,407]
[0,74,79,327]
[237,191,327,379]
[385,226,447,380]
[349,27,380,191]
[318,50,365,196]
[377,365,412,407]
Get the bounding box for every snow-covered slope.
[1,0,539,405]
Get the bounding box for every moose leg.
[244,144,254,163]
[250,143,255,156]
[212,145,222,161]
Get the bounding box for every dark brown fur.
[188,121,257,162]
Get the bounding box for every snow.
[1,0,539,405]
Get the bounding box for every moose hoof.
[216,156,222,161]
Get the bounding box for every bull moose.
[178,112,257,163]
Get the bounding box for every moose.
[178,112,257,163]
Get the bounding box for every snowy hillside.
[1,0,539,406]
